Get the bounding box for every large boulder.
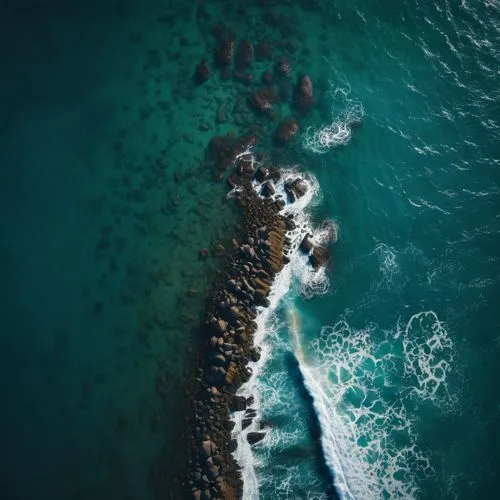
[229,395,247,412]
[309,246,330,269]
[284,178,308,202]
[300,235,314,253]
[261,180,276,198]
[247,432,266,445]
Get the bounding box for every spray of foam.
[303,82,364,154]
[289,309,456,499]
[371,242,409,292]
[231,163,333,500]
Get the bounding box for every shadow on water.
[283,350,339,500]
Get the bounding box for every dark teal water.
[1,1,498,499]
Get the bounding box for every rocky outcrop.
[209,134,258,178]
[284,177,308,202]
[187,182,290,499]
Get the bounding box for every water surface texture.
[1,0,499,499]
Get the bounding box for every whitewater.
[230,81,456,499]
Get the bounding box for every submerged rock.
[293,74,314,113]
[195,60,210,83]
[275,116,299,144]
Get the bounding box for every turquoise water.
[1,0,499,499]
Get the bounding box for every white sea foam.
[290,309,455,499]
[303,82,364,154]
[231,161,333,499]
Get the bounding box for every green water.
[1,0,498,499]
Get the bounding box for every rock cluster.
[187,183,290,499]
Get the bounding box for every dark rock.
[293,74,314,113]
[217,39,234,65]
[227,439,237,453]
[261,181,276,198]
[247,432,266,445]
[275,198,286,210]
[275,117,299,144]
[254,166,269,183]
[285,178,308,202]
[249,348,261,362]
[207,464,220,480]
[195,60,210,83]
[300,235,314,253]
[268,166,282,182]
[248,87,278,114]
[235,40,254,70]
[229,395,247,412]
[224,420,236,431]
[242,418,252,430]
[309,246,330,269]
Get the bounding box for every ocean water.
[1,0,499,499]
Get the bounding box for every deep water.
[1,0,499,499]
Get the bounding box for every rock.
[227,439,237,453]
[214,318,227,333]
[207,464,220,480]
[229,395,247,412]
[293,74,314,113]
[242,418,252,429]
[309,246,329,269]
[224,420,236,431]
[275,198,286,210]
[195,60,210,83]
[249,87,278,114]
[254,166,269,183]
[284,218,296,231]
[300,235,314,253]
[268,166,281,182]
[285,178,308,202]
[275,117,299,144]
[249,347,261,362]
[247,432,266,445]
[261,181,275,198]
[200,440,213,458]
[275,56,291,77]
[235,40,254,70]
[217,39,234,65]
[211,354,226,367]
[199,248,209,258]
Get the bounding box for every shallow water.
[1,0,499,499]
